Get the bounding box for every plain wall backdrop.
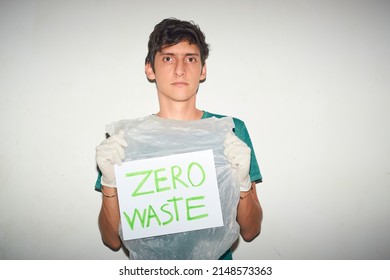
[0,0,389,259]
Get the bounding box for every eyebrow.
[159,51,200,57]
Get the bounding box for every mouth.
[171,82,189,87]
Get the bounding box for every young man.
[95,18,263,259]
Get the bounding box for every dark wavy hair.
[145,18,209,69]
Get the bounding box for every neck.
[156,105,203,121]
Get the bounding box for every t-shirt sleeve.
[95,171,102,191]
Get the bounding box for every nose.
[174,60,185,77]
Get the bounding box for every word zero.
[125,162,207,197]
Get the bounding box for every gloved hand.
[223,131,252,192]
[96,130,128,188]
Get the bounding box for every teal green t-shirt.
[94,111,262,260]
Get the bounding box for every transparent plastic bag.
[106,115,240,259]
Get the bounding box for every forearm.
[98,186,122,250]
[236,182,263,242]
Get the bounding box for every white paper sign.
[114,149,224,241]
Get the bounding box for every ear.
[200,63,207,83]
[145,62,156,81]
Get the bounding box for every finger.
[107,134,128,148]
[224,141,250,158]
[97,142,125,165]
[223,131,239,147]
[116,130,128,147]
[96,149,114,166]
[226,148,251,170]
[223,137,242,157]
[108,142,125,165]
[112,148,123,165]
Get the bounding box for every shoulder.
[202,111,246,131]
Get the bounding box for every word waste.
[122,162,209,230]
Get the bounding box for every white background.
[0,0,389,259]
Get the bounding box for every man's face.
[145,41,207,104]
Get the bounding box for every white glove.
[223,131,252,192]
[96,130,128,188]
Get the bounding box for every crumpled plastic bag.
[106,115,240,259]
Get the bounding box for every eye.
[186,57,197,63]
[163,56,174,62]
